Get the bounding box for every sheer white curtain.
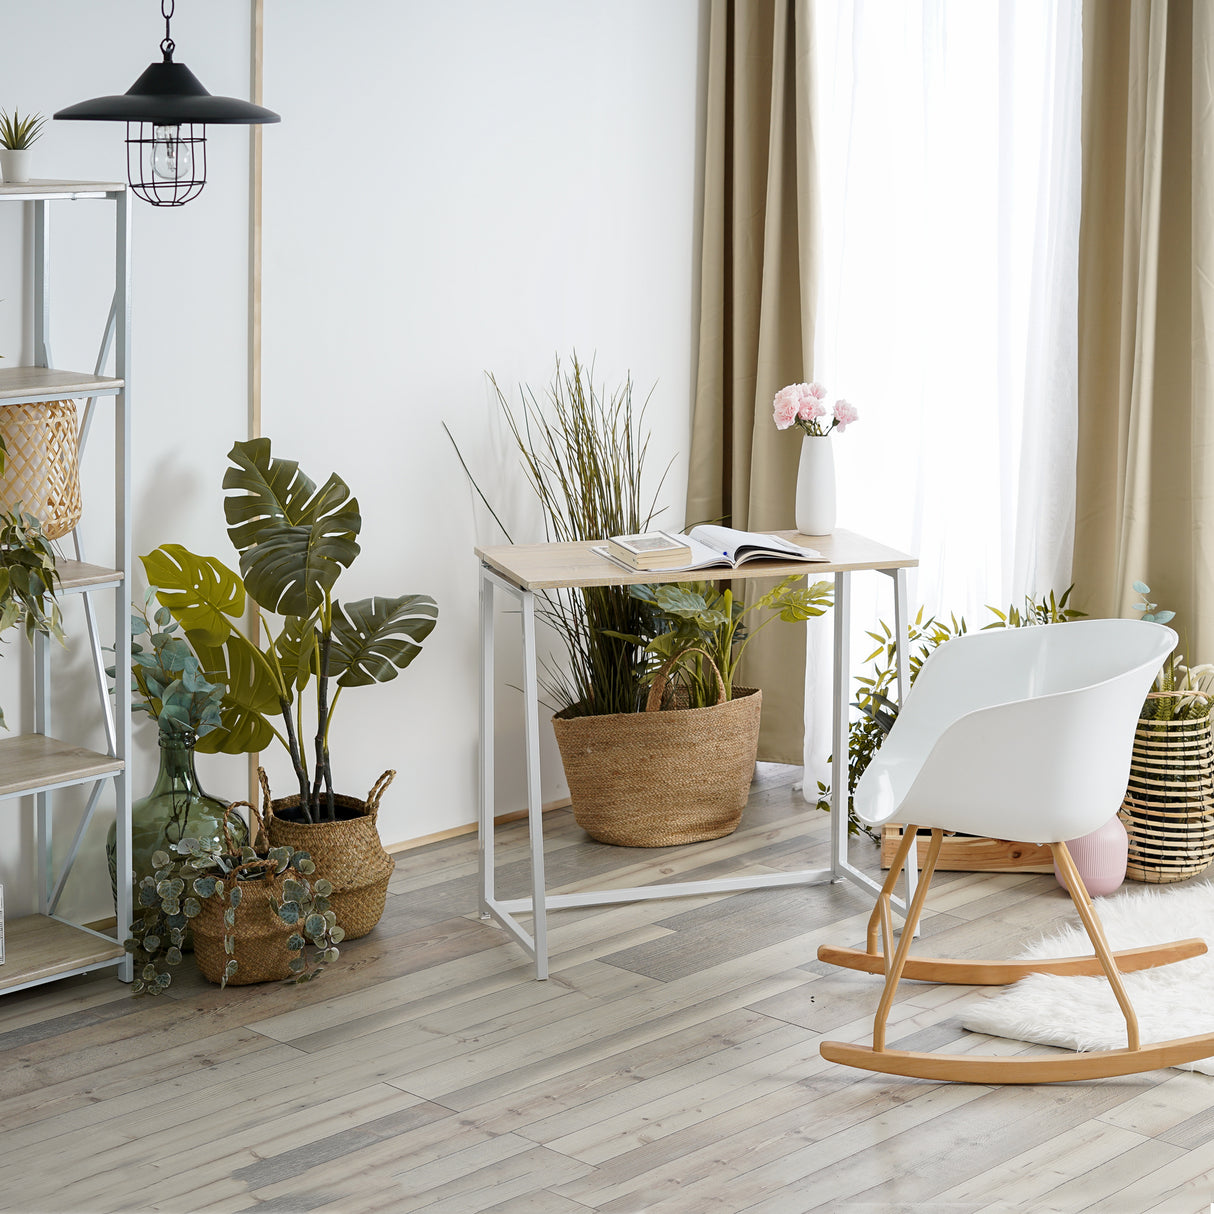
[803,1,1083,784]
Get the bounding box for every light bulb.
[151,124,192,182]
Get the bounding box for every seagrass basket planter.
[258,768,396,939]
[1119,693,1214,884]
[192,866,297,985]
[0,400,82,539]
[552,650,762,848]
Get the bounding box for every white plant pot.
[0,149,32,184]
[795,434,836,535]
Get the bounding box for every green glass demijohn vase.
[107,729,246,914]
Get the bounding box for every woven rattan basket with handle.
[552,647,762,847]
[259,768,396,940]
[191,801,298,985]
[0,400,82,539]
[1120,692,1214,883]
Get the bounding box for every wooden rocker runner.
[818,619,1214,1084]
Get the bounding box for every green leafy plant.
[622,576,834,707]
[818,587,1085,839]
[141,438,439,822]
[114,587,225,740]
[1131,580,1211,721]
[0,509,63,730]
[0,109,45,150]
[464,354,671,716]
[127,833,342,994]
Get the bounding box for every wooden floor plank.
[1,764,1213,1212]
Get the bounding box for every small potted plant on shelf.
[126,812,342,994]
[105,587,247,913]
[0,505,64,729]
[0,108,46,184]
[141,437,439,939]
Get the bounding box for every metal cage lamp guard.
[54,0,278,206]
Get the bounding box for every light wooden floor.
[3,764,1214,1214]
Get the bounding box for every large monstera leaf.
[222,438,362,618]
[329,595,439,688]
[189,630,283,756]
[274,614,320,694]
[141,545,245,646]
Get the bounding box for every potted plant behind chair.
[1119,581,1214,883]
[141,438,439,938]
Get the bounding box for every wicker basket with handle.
[552,648,762,847]
[259,768,396,939]
[1120,692,1214,883]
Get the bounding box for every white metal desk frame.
[476,530,918,980]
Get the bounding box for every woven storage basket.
[259,769,395,940]
[0,400,82,539]
[191,802,298,985]
[552,648,761,847]
[1120,693,1214,883]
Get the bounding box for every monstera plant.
[142,439,439,825]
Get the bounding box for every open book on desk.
[596,524,824,572]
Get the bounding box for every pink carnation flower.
[772,384,801,429]
[796,385,826,423]
[833,399,858,432]
[808,381,828,400]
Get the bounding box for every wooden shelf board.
[57,560,122,591]
[0,180,124,200]
[0,916,123,992]
[880,824,1054,873]
[0,735,123,799]
[0,367,123,403]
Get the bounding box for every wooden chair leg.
[1051,841,1140,1051]
[872,828,944,1051]
[866,823,918,960]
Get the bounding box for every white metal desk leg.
[831,570,851,877]
[520,589,549,979]
[892,566,919,923]
[477,567,495,919]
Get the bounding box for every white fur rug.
[959,881,1214,1074]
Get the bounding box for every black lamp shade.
[55,59,280,125]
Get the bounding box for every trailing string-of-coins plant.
[818,587,1085,840]
[126,835,341,994]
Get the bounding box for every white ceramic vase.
[795,434,836,535]
[0,149,31,184]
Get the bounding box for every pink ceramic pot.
[1053,815,1128,897]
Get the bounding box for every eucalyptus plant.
[142,438,439,822]
[623,576,834,707]
[0,508,63,731]
[0,108,45,150]
[126,834,341,994]
[818,587,1085,839]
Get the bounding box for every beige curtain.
[1074,0,1214,658]
[688,0,817,762]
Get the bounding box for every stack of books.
[606,531,694,571]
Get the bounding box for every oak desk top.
[476,528,917,592]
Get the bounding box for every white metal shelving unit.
[0,179,132,991]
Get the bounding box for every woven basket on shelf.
[259,768,396,940]
[1120,693,1214,884]
[552,648,762,848]
[0,400,82,539]
[191,802,297,985]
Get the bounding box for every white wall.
[0,1,706,919]
[260,1,705,850]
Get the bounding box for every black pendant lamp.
[55,0,279,206]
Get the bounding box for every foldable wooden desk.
[476,529,919,979]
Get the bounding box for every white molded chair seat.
[818,618,1214,1084]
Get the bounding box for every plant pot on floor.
[259,768,396,938]
[552,652,762,848]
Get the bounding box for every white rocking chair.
[819,618,1214,1083]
